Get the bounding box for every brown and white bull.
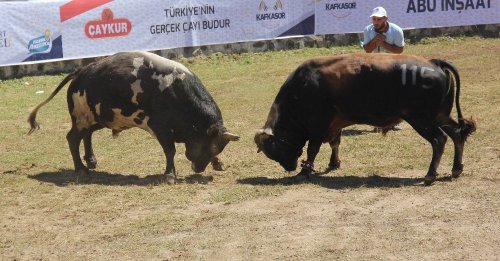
[255,53,476,185]
[28,51,239,183]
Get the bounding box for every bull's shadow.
[237,173,452,189]
[29,169,213,186]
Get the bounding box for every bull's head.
[254,127,303,171]
[255,70,310,171]
[186,124,239,173]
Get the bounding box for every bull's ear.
[223,132,240,141]
[207,124,219,136]
[254,128,273,153]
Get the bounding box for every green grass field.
[0,36,499,260]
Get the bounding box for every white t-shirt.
[363,22,404,53]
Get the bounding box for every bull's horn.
[255,128,273,138]
[223,132,240,141]
[262,128,273,136]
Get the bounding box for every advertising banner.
[315,0,499,34]
[1,0,315,66]
[0,0,498,67]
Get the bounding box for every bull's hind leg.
[82,134,97,169]
[66,127,88,175]
[406,118,448,185]
[82,125,104,170]
[439,117,476,179]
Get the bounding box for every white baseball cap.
[370,6,387,18]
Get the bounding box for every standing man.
[363,6,405,131]
[363,6,404,54]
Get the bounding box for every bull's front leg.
[296,140,322,180]
[326,130,342,172]
[150,121,177,184]
[159,141,176,184]
[211,156,224,171]
[159,138,176,184]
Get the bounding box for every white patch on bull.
[71,90,97,131]
[149,60,154,69]
[130,79,143,105]
[152,67,186,92]
[131,57,144,77]
[107,108,156,138]
[153,73,174,92]
[95,103,101,115]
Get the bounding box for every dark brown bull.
[255,53,476,185]
[28,51,239,183]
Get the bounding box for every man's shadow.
[238,173,452,190]
[29,169,214,186]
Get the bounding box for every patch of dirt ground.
[165,172,499,260]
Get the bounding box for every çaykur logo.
[324,0,357,18]
[85,8,132,39]
[28,29,52,54]
[256,0,286,21]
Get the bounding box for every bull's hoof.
[451,164,464,178]
[164,173,176,185]
[211,160,225,171]
[292,167,313,182]
[324,161,341,173]
[424,175,436,186]
[84,156,97,170]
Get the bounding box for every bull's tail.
[431,59,477,141]
[27,72,76,135]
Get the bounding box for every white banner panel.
[0,1,63,66]
[315,0,500,34]
[60,0,315,59]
